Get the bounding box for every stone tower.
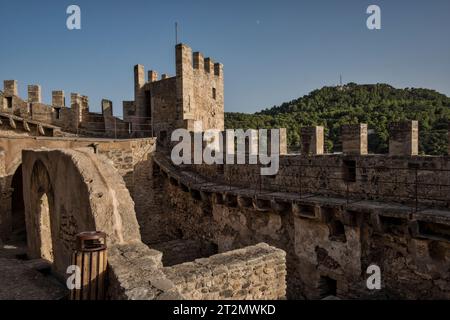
[123,43,224,142]
[176,43,224,132]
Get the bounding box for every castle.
[0,43,224,142]
[0,43,449,300]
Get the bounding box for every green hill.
[225,83,450,155]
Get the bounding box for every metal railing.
[182,160,450,213]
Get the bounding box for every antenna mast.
[175,22,179,44]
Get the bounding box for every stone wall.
[106,241,182,300]
[186,154,450,210]
[146,77,178,145]
[164,243,286,300]
[0,136,156,242]
[21,148,141,278]
[127,44,225,147]
[107,242,286,301]
[0,82,133,138]
[12,147,287,301]
[177,44,224,132]
[2,42,225,142]
[151,153,450,299]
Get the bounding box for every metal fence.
[187,160,450,213]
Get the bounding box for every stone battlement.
[150,151,450,299]
[126,43,224,143]
[299,121,422,156]
[0,80,132,138]
[1,42,449,300]
[0,44,224,142]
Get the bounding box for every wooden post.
[70,231,107,300]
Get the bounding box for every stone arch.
[29,160,56,263]
[0,155,23,242]
[22,148,141,278]
[10,163,26,241]
[37,193,54,262]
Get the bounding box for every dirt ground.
[0,240,67,300]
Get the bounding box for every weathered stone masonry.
[1,42,449,300]
[125,43,224,143]
[5,146,287,300]
[164,243,286,300]
[149,121,450,299]
[0,136,157,242]
[1,43,224,144]
[0,43,290,300]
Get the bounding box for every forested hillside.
[225,83,450,155]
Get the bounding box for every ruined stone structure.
[0,43,449,300]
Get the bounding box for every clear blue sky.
[1,0,449,116]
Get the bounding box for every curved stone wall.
[21,148,141,276]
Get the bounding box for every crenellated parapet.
[341,123,368,155]
[0,79,131,138]
[389,120,418,156]
[297,121,422,156]
[3,80,18,97]
[127,43,225,144]
[176,119,450,213]
[52,90,65,107]
[193,54,223,78]
[27,85,41,103]
[301,126,324,155]
[204,57,214,73]
[148,70,158,83]
[152,150,450,299]
[169,128,288,166]
[193,51,204,70]
[176,44,224,131]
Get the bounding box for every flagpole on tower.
[175,22,178,44]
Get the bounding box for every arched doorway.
[28,160,56,265]
[38,193,54,262]
[11,164,26,242]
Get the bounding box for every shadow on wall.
[11,164,26,242]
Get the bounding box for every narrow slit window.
[6,97,13,109]
[55,108,61,120]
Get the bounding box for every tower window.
[6,97,13,109]
[212,88,216,100]
[55,108,61,119]
[144,90,151,119]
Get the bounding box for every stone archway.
[27,160,58,266]
[22,148,142,278]
[10,164,26,242]
[38,193,54,262]
[0,158,25,243]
